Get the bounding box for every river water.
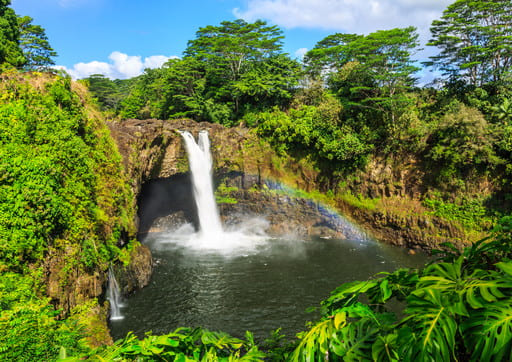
[110,233,427,341]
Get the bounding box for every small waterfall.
[180,131,223,237]
[107,267,124,321]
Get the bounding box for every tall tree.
[184,19,286,114]
[426,0,512,88]
[304,33,363,76]
[305,27,420,139]
[0,0,24,67]
[18,15,57,70]
[306,27,419,94]
[185,19,284,82]
[233,54,301,112]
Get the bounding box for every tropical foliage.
[69,328,265,361]
[0,71,136,361]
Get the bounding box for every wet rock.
[216,189,354,239]
[149,211,189,233]
[336,198,467,252]
[115,243,153,295]
[45,248,106,316]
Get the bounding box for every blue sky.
[11,0,452,80]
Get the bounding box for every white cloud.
[234,0,452,48]
[294,47,308,60]
[143,55,173,69]
[108,52,144,79]
[55,52,179,79]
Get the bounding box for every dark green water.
[110,233,427,341]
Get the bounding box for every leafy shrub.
[254,105,372,171]
[0,72,134,272]
[77,328,265,361]
[215,182,238,204]
[338,192,379,211]
[425,103,500,186]
[423,195,494,231]
[0,273,88,361]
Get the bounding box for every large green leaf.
[371,334,399,362]
[291,304,380,361]
[417,257,512,311]
[323,268,419,314]
[322,280,379,312]
[330,317,377,361]
[462,300,512,362]
[398,289,457,361]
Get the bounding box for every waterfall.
[107,267,124,321]
[180,131,223,237]
[158,129,268,253]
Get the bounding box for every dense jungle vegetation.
[1,0,512,360]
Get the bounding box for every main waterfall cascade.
[180,131,223,236]
[162,130,269,254]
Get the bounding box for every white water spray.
[107,267,124,320]
[180,131,223,237]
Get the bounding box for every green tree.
[0,0,24,67]
[185,19,284,83]
[17,15,57,71]
[184,19,286,115]
[305,28,419,91]
[426,103,500,187]
[426,0,512,88]
[233,54,301,114]
[84,74,136,114]
[150,57,208,120]
[306,27,421,143]
[119,20,299,124]
[304,33,363,76]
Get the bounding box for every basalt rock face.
[45,248,105,315]
[108,118,319,293]
[114,243,153,295]
[336,201,466,252]
[138,173,351,240]
[108,118,317,200]
[218,190,359,240]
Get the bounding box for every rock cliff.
[109,118,471,253]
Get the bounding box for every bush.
[254,104,372,172]
[425,103,501,186]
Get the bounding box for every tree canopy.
[116,19,299,124]
[0,1,56,70]
[426,0,512,88]
[18,15,57,71]
[0,0,24,67]
[185,19,284,82]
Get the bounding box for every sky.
[11,0,452,81]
